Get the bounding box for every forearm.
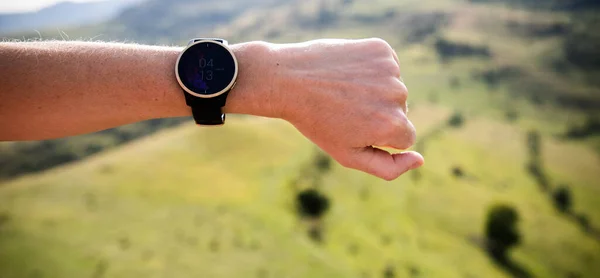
[0,41,273,140]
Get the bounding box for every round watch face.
[176,40,237,98]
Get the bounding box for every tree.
[552,185,572,213]
[296,189,330,219]
[448,111,465,128]
[525,130,549,190]
[485,204,521,262]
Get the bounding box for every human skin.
[0,39,423,180]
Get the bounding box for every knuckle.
[394,81,408,102]
[366,38,392,53]
[398,120,417,149]
[391,62,401,77]
[399,92,408,105]
[397,78,408,93]
[398,135,415,150]
[379,79,407,103]
[380,113,416,150]
[381,60,401,77]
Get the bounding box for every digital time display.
[177,41,237,97]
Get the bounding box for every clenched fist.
[242,39,424,180]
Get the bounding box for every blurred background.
[0,0,599,277]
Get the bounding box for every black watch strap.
[185,93,227,125]
[191,105,225,125]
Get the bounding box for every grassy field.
[1,111,598,277]
[1,0,599,277]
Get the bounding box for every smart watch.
[175,38,238,125]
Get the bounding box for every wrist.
[224,41,284,119]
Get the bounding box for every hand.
[270,39,424,180]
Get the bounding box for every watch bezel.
[175,40,238,99]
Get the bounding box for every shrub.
[552,185,573,213]
[257,268,268,278]
[408,266,420,277]
[449,76,461,89]
[0,211,10,228]
[434,38,490,61]
[564,16,600,70]
[296,150,333,187]
[526,130,541,160]
[381,234,392,246]
[472,66,522,89]
[452,166,464,178]
[448,112,465,128]
[93,259,108,278]
[383,264,396,278]
[383,265,396,278]
[526,161,549,190]
[484,204,521,262]
[313,151,332,173]
[505,109,519,123]
[564,117,600,139]
[308,226,323,243]
[118,237,130,250]
[296,189,330,218]
[576,214,590,232]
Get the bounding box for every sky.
[0,0,100,13]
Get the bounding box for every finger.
[348,147,424,181]
[390,49,409,113]
[396,79,408,114]
[390,49,406,81]
[390,77,408,114]
[391,49,400,69]
[380,112,416,150]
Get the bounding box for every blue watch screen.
[177,41,236,95]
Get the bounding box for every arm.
[0,39,423,180]
[0,41,269,138]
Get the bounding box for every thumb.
[348,147,424,181]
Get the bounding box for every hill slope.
[1,112,599,278]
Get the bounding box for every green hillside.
[1,0,599,277]
[1,111,599,277]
